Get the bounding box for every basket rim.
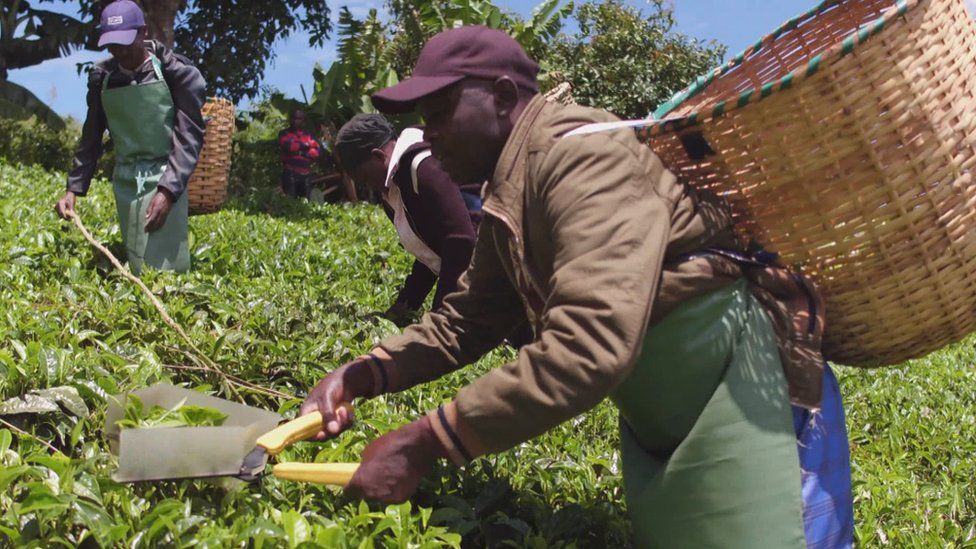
[642,0,918,136]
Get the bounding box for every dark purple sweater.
[384,144,478,311]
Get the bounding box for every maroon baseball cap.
[371,25,539,114]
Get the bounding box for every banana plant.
[510,0,574,59]
[269,7,403,133]
[264,0,572,133]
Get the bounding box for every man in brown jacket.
[300,26,852,548]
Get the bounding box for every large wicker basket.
[637,0,976,366]
[187,97,234,215]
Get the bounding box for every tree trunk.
[137,0,184,48]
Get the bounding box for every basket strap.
[678,247,820,337]
[562,119,658,138]
[562,119,720,161]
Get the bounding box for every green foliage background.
[545,0,724,118]
[0,2,970,543]
[2,157,976,546]
[265,0,725,135]
[229,101,290,197]
[230,0,726,194]
[0,0,95,81]
[0,118,77,172]
[0,81,67,131]
[0,117,115,181]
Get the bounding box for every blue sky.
[10,0,975,120]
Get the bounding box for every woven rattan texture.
[543,82,575,106]
[187,98,234,215]
[643,0,976,366]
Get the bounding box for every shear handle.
[255,402,354,456]
[272,462,359,486]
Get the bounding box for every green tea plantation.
[1,161,975,547]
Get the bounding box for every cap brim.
[98,29,138,48]
[371,75,465,114]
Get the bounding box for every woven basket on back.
[187,98,234,215]
[543,82,575,106]
[635,0,976,366]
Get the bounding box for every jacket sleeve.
[377,221,528,393]
[66,69,108,196]
[157,54,207,198]
[428,134,677,463]
[396,260,438,310]
[411,157,477,309]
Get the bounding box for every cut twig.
[0,417,60,454]
[67,211,292,401]
[163,363,293,400]
[68,212,213,368]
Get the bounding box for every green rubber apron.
[612,279,805,548]
[102,54,190,275]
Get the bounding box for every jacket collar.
[482,94,547,234]
[385,127,425,188]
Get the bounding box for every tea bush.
[0,118,78,172]
[0,162,629,547]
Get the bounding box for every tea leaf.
[115,395,227,429]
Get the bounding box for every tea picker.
[54,0,205,275]
[297,23,845,547]
[333,113,480,325]
[309,1,976,546]
[48,0,366,493]
[278,108,322,199]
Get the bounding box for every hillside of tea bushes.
[1,160,975,547]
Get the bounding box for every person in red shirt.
[278,109,321,198]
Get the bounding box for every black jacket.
[383,143,478,310]
[66,40,207,198]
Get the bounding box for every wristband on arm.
[363,353,389,396]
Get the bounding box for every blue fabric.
[460,190,482,212]
[793,364,854,549]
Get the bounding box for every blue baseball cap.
[98,0,146,48]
